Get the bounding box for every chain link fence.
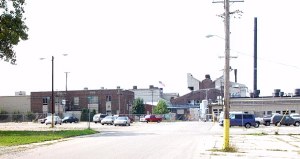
[0,113,47,123]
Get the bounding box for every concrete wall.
[0,96,31,113]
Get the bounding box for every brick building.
[31,88,134,116]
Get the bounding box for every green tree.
[0,0,28,64]
[132,98,145,115]
[154,100,169,114]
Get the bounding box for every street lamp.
[40,54,68,128]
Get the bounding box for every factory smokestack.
[253,17,260,98]
[234,69,237,83]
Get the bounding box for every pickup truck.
[145,115,162,123]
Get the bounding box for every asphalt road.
[1,121,300,159]
[2,122,216,159]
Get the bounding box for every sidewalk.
[200,123,300,159]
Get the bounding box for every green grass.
[0,129,98,146]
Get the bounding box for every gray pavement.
[0,121,300,159]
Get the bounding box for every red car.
[145,115,162,123]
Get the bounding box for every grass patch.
[0,129,98,146]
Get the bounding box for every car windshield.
[292,115,300,117]
[105,116,113,119]
[117,117,126,120]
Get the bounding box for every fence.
[0,113,47,123]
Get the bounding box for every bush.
[81,109,96,121]
[26,112,36,122]
[0,110,9,121]
[12,111,23,122]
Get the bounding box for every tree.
[0,0,28,64]
[132,98,145,115]
[154,100,169,114]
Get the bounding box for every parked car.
[114,116,131,126]
[219,113,257,128]
[45,116,62,125]
[93,114,107,123]
[255,115,272,126]
[139,116,146,122]
[145,115,162,123]
[271,114,300,126]
[38,117,47,124]
[290,113,300,120]
[62,116,79,123]
[101,116,116,125]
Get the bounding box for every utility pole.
[64,72,69,111]
[65,72,70,92]
[51,56,54,128]
[223,0,230,149]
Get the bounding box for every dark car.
[62,116,79,123]
[271,114,300,126]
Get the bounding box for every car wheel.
[245,123,251,128]
[254,121,260,128]
[265,121,270,126]
[128,123,130,126]
[114,124,117,126]
[275,122,281,127]
[294,121,300,126]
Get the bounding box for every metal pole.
[151,89,153,114]
[51,56,54,128]
[88,102,90,129]
[223,0,231,149]
[64,72,69,112]
[118,88,121,115]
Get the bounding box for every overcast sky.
[1,0,300,96]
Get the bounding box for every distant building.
[0,95,31,113]
[129,85,179,114]
[31,88,134,116]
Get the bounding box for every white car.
[45,116,62,125]
[101,116,116,125]
[290,113,300,120]
[114,116,131,126]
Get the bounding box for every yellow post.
[223,119,230,149]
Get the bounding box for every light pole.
[51,56,54,128]
[40,54,68,128]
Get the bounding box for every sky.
[1,0,300,97]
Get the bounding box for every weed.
[209,144,238,153]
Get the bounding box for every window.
[74,97,79,106]
[291,110,296,114]
[243,114,253,119]
[276,111,281,114]
[235,114,242,119]
[267,111,272,115]
[282,110,289,115]
[88,96,98,104]
[42,97,49,105]
[106,96,111,102]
